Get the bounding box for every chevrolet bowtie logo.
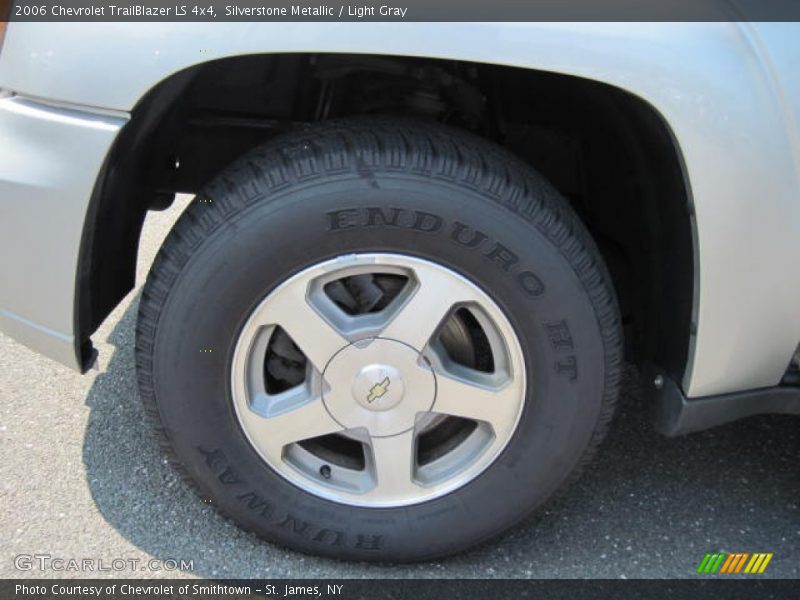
[367,377,391,403]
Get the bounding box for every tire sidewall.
[150,173,607,561]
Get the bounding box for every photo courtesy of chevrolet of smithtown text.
[1,0,799,598]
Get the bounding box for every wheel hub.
[323,338,435,436]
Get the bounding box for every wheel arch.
[76,52,695,389]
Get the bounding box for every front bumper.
[0,94,126,370]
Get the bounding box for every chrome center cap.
[322,338,436,437]
[353,364,404,411]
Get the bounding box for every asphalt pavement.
[1,195,798,579]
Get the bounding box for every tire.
[135,118,622,561]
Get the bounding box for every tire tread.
[135,117,623,559]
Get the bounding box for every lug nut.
[653,374,664,390]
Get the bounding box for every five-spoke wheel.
[136,119,621,560]
[231,254,526,506]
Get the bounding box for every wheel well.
[78,53,694,382]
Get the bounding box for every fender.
[1,22,798,397]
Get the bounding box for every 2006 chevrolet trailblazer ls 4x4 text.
[0,20,799,561]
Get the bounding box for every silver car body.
[1,22,798,398]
